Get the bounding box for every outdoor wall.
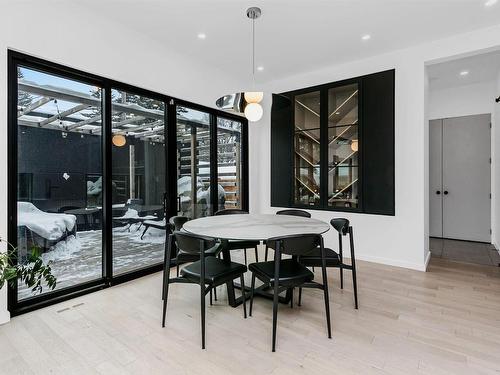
[0,2,242,324]
[248,23,500,274]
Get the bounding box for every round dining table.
[182,213,330,307]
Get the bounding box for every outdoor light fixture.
[216,7,264,122]
[112,134,126,147]
[351,139,359,152]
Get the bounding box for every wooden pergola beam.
[39,104,90,127]
[18,96,52,117]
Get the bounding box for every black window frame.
[7,50,249,316]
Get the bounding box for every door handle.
[443,190,449,195]
[436,191,441,195]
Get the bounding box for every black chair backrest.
[330,218,350,235]
[169,215,189,231]
[214,209,249,216]
[266,233,322,256]
[276,209,311,218]
[173,231,218,255]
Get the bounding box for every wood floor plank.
[1,255,500,375]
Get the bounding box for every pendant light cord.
[252,16,255,89]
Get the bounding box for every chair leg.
[141,226,149,240]
[162,274,170,328]
[201,284,206,349]
[249,273,256,317]
[322,274,332,339]
[352,266,359,309]
[298,287,302,306]
[214,285,217,301]
[244,249,248,266]
[340,265,344,290]
[240,275,247,319]
[176,263,180,277]
[290,288,294,309]
[210,289,213,306]
[272,281,279,352]
[254,246,259,262]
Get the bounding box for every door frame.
[7,50,249,315]
[428,113,492,244]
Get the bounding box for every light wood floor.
[1,251,500,375]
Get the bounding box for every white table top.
[182,214,330,241]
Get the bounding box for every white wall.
[495,72,500,250]
[0,2,242,324]
[428,81,496,120]
[249,23,500,274]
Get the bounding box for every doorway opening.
[427,50,500,267]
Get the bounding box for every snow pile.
[17,202,76,241]
[42,235,81,263]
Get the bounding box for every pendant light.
[216,7,264,122]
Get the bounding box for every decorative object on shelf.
[495,95,500,103]
[216,7,264,122]
[0,237,57,295]
[112,134,127,147]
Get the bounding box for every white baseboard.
[0,310,10,325]
[355,253,428,272]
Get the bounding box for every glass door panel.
[217,117,243,210]
[176,106,211,218]
[294,91,321,205]
[16,66,104,300]
[111,89,166,276]
[328,84,359,208]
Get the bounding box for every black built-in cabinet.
[270,69,395,215]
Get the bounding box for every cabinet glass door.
[294,91,321,206]
[327,84,359,208]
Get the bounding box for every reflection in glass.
[177,106,211,218]
[111,89,166,276]
[16,66,103,300]
[328,84,359,208]
[217,117,243,210]
[294,91,320,205]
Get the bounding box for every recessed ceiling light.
[197,33,206,40]
[485,0,498,7]
[257,66,264,71]
[459,70,469,76]
[361,34,371,41]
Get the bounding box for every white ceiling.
[76,0,500,84]
[427,50,500,90]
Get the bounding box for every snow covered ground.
[18,225,165,300]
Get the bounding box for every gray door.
[429,119,443,238]
[442,114,491,242]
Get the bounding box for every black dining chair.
[214,209,260,265]
[163,215,222,303]
[162,231,248,349]
[264,209,312,261]
[248,233,331,352]
[298,218,358,309]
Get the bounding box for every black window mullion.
[102,82,113,284]
[210,113,218,215]
[166,99,178,219]
[320,89,328,208]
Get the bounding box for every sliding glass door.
[176,106,212,218]
[8,51,248,315]
[15,65,104,301]
[110,89,167,275]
